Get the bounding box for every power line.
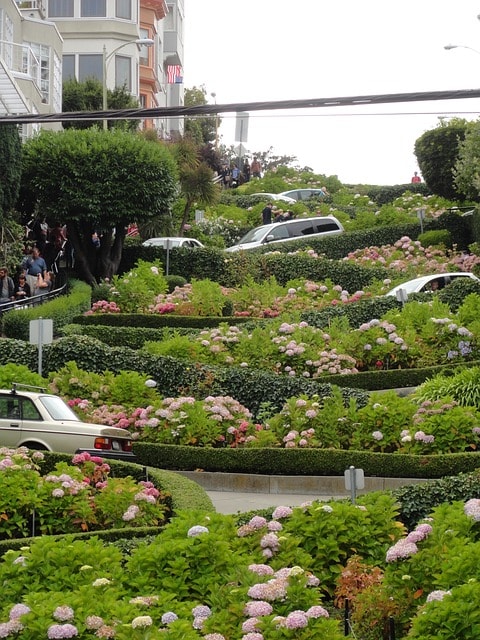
[2,88,480,125]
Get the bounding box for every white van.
[225,216,344,252]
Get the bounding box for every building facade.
[0,0,63,135]
[0,0,184,136]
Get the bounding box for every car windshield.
[39,395,80,421]
[236,226,272,245]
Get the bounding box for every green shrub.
[165,274,187,292]
[437,277,480,311]
[1,279,91,341]
[418,229,452,249]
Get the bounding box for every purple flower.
[47,624,78,638]
[187,525,209,537]
[161,612,178,624]
[54,606,74,622]
[9,604,30,620]
[248,564,274,576]
[191,605,211,618]
[426,589,451,602]
[306,605,329,618]
[283,611,309,629]
[372,430,383,441]
[244,601,273,617]
[465,498,480,521]
[248,516,267,530]
[386,539,419,562]
[272,505,293,519]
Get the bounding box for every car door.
[0,394,22,448]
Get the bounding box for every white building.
[0,0,184,136]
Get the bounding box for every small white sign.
[344,467,365,490]
[29,319,53,345]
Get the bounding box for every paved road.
[206,491,343,514]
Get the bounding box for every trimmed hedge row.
[393,468,480,529]
[132,442,480,479]
[1,279,91,341]
[120,213,476,286]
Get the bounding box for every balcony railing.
[0,39,42,94]
[15,0,46,17]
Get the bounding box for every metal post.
[344,598,350,636]
[165,239,170,275]
[102,44,108,130]
[38,317,43,377]
[388,617,396,640]
[349,465,357,504]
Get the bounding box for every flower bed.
[0,448,169,539]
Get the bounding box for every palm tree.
[173,140,220,235]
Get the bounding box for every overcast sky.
[183,0,480,186]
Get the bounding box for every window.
[288,221,315,237]
[115,55,131,91]
[312,220,341,233]
[78,54,102,81]
[48,0,74,17]
[138,29,151,65]
[115,0,131,19]
[266,225,289,241]
[21,399,41,421]
[81,0,106,16]
[62,54,75,80]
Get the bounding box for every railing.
[0,39,42,93]
[14,0,46,16]
[0,283,67,315]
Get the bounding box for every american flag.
[167,65,183,84]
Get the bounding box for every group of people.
[0,245,56,309]
[261,202,295,225]
[219,157,263,189]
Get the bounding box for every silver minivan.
[225,216,344,252]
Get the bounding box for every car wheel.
[22,442,49,451]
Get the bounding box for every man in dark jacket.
[0,267,15,304]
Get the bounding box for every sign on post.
[29,318,53,377]
[344,466,365,504]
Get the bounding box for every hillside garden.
[2,181,480,638]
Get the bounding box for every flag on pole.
[167,65,183,84]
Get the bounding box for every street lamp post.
[210,91,219,149]
[444,44,480,56]
[102,38,154,130]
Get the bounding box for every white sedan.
[386,272,480,298]
[248,193,296,204]
[142,237,204,249]
[0,384,135,460]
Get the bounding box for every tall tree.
[184,85,218,146]
[18,128,178,283]
[454,122,480,201]
[172,139,220,234]
[414,118,471,200]
[62,78,139,131]
[0,124,22,221]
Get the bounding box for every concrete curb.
[177,471,428,497]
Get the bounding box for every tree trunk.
[67,221,126,285]
[179,197,194,236]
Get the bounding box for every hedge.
[132,442,480,479]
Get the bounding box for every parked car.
[142,237,204,249]
[225,215,344,252]
[0,384,135,460]
[248,193,296,204]
[278,188,327,201]
[386,272,480,298]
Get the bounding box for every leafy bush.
[418,229,452,249]
[437,277,480,311]
[1,279,91,340]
